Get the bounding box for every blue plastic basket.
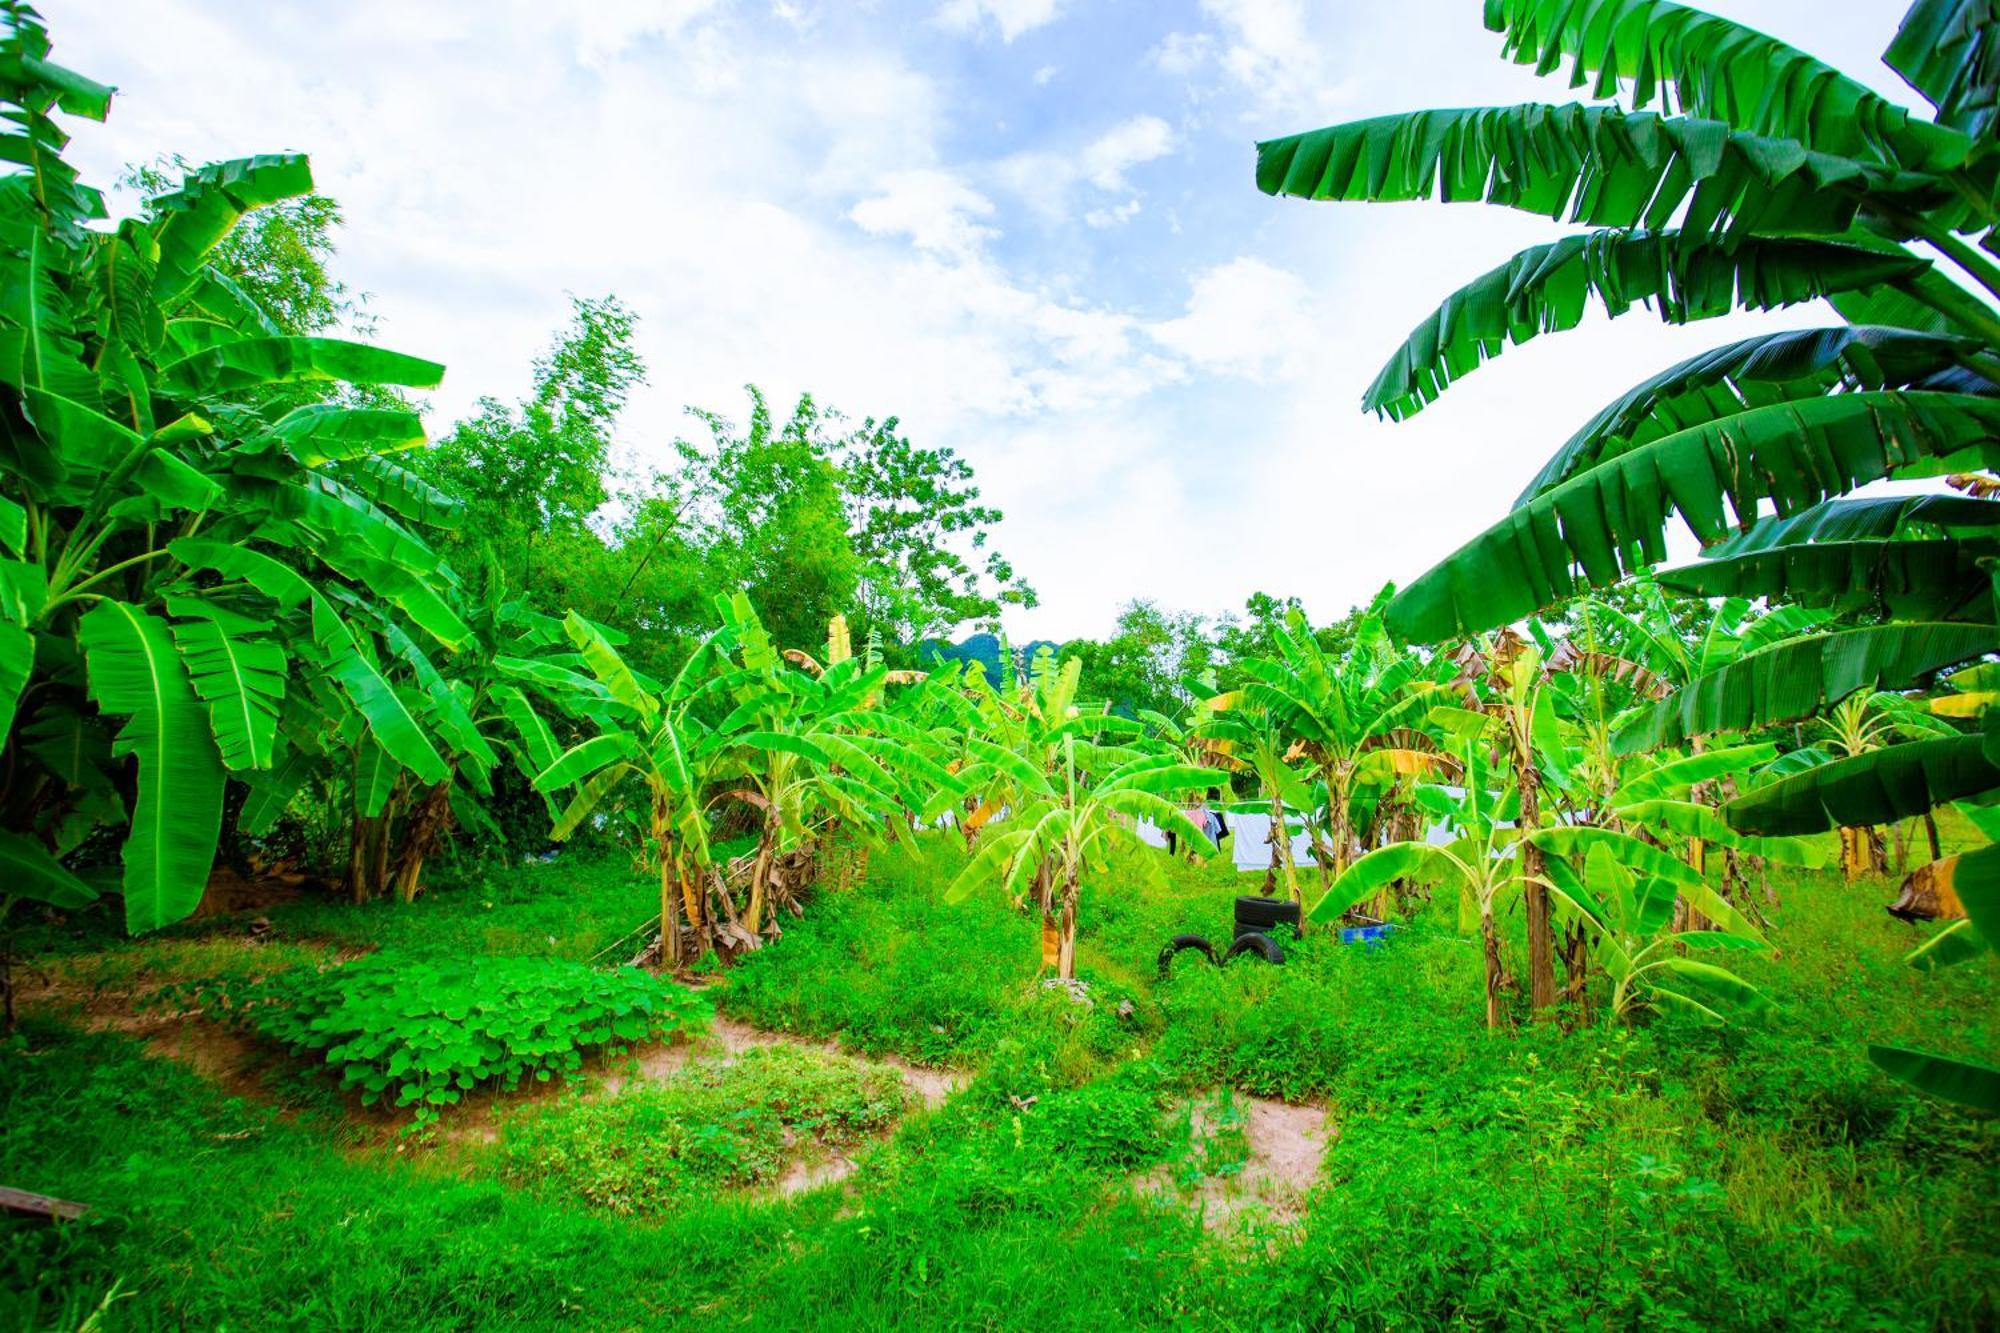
[1337,922,1399,948]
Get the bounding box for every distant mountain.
[918,632,1064,685]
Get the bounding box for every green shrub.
[220,953,708,1127]
[504,1045,905,1213]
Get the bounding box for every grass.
[502,1044,908,1213]
[2,829,1996,1330]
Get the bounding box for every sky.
[54,0,1925,641]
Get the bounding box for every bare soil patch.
[1145,1092,1333,1232]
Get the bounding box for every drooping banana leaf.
[168,609,285,771]
[1486,0,1977,172]
[564,611,658,723]
[150,155,315,305]
[263,404,428,465]
[1257,104,1910,243]
[308,597,448,785]
[354,738,401,819]
[1725,734,2000,836]
[159,336,445,396]
[1518,327,1986,501]
[0,229,101,411]
[1616,622,1997,752]
[1868,1043,2000,1113]
[534,733,639,793]
[1363,230,1928,420]
[0,829,95,908]
[1387,393,2000,642]
[168,536,314,608]
[338,455,463,529]
[238,743,313,836]
[1657,539,1994,621]
[1697,493,2000,556]
[1905,918,1988,970]
[0,620,31,739]
[78,600,226,932]
[1887,0,2000,140]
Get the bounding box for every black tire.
[1157,933,1219,978]
[1225,931,1286,966]
[1233,894,1302,935]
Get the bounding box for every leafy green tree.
[421,294,644,596]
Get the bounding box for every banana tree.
[0,11,462,933]
[1198,690,1314,904]
[945,734,1217,981]
[1311,740,1536,1027]
[1544,842,1770,1024]
[1257,0,2000,1094]
[532,612,725,965]
[1234,605,1450,895]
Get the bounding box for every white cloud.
[1150,31,1212,77]
[1084,198,1141,229]
[936,0,1063,42]
[565,0,729,67]
[1080,113,1175,190]
[850,169,997,259]
[1150,257,1314,383]
[1191,0,1355,114]
[997,113,1176,221]
[1033,63,1059,85]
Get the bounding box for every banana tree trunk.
[659,829,685,968]
[1055,866,1080,982]
[1479,903,1504,1030]
[744,818,778,936]
[1516,756,1555,1012]
[390,779,453,905]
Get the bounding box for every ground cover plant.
[0,1,1996,1329]
[205,952,709,1128]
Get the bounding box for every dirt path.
[604,1012,965,1110]
[1145,1093,1333,1232]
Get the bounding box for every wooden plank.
[0,1185,88,1222]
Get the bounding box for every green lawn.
[2,833,1995,1330]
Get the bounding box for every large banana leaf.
[1257,105,1900,242]
[0,830,96,907]
[1310,841,1463,922]
[564,611,658,724]
[0,620,30,739]
[78,601,226,932]
[150,155,315,305]
[1867,1044,2000,1113]
[1615,622,1997,752]
[1697,493,2000,556]
[308,597,448,785]
[1725,734,2000,836]
[1359,231,1926,420]
[339,456,463,529]
[265,405,428,464]
[1518,327,1984,501]
[535,734,639,792]
[1486,0,1975,171]
[1887,0,2000,140]
[239,744,313,836]
[159,336,444,395]
[0,230,100,411]
[1387,393,2000,642]
[168,537,315,608]
[169,609,284,771]
[1657,539,1994,621]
